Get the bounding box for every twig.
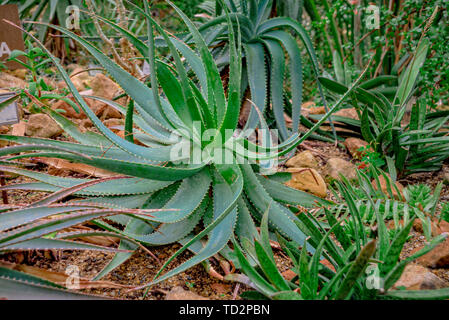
[0,171,8,204]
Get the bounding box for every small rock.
[69,66,93,92]
[387,219,416,230]
[25,114,63,138]
[302,101,316,109]
[285,168,327,198]
[0,72,27,89]
[308,106,326,115]
[394,264,447,290]
[371,175,404,200]
[344,138,371,160]
[443,172,449,185]
[334,108,359,120]
[210,283,231,294]
[90,74,123,119]
[414,219,449,237]
[320,259,336,272]
[0,125,9,134]
[285,151,319,169]
[281,269,297,281]
[8,69,28,80]
[325,158,357,181]
[11,121,26,136]
[52,97,87,119]
[165,287,209,300]
[416,237,449,268]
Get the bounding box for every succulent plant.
[181,0,334,141]
[0,1,364,288]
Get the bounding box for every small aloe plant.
[231,170,449,300]
[185,0,334,141]
[0,1,362,289]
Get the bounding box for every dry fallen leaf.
[37,157,117,178]
[0,261,132,289]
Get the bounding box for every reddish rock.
[210,283,231,294]
[416,237,449,268]
[325,158,357,181]
[371,175,405,200]
[11,121,26,136]
[302,101,316,109]
[281,269,297,281]
[308,106,326,115]
[320,259,336,272]
[52,97,87,119]
[414,219,449,236]
[394,263,447,290]
[25,114,63,138]
[344,138,371,160]
[334,108,359,120]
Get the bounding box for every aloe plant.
[317,9,449,175]
[183,0,335,141]
[0,1,367,289]
[0,175,168,299]
[230,169,449,300]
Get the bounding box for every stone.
[413,218,449,237]
[443,172,449,185]
[25,114,63,138]
[285,151,319,169]
[11,121,26,136]
[165,287,209,300]
[0,125,9,134]
[344,137,371,160]
[8,68,27,80]
[394,264,447,290]
[302,101,316,109]
[281,269,297,281]
[285,168,327,198]
[69,66,93,92]
[325,158,357,181]
[210,283,231,295]
[89,73,123,119]
[0,72,27,89]
[371,175,405,200]
[320,259,336,272]
[52,96,87,119]
[334,107,359,120]
[308,106,326,115]
[416,237,449,268]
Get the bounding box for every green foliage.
[190,0,330,141]
[318,10,449,175]
[358,146,386,169]
[0,1,364,292]
[442,203,449,224]
[5,40,79,114]
[303,1,448,109]
[231,170,448,300]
